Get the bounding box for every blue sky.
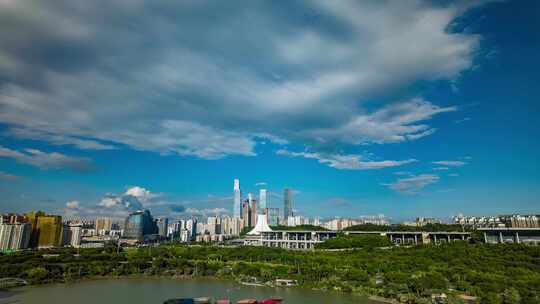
[0,0,538,222]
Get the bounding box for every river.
[2,278,379,304]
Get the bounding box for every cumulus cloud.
[0,145,93,172]
[432,160,467,167]
[66,200,80,210]
[97,186,164,216]
[255,182,267,187]
[124,186,161,203]
[0,1,487,159]
[0,171,19,181]
[277,149,417,170]
[383,174,440,194]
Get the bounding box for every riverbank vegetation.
[1,242,539,303]
[343,223,468,232]
[315,235,392,249]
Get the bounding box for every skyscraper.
[265,208,280,226]
[25,211,63,248]
[233,179,241,218]
[124,210,157,240]
[0,222,31,251]
[156,218,168,238]
[259,189,267,212]
[242,200,251,227]
[63,223,82,248]
[95,218,112,233]
[284,188,293,220]
[250,198,257,228]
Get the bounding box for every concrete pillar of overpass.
[402,234,405,244]
[483,232,487,243]
[434,234,437,243]
[515,232,520,244]
[447,234,450,242]
[499,232,503,243]
[414,234,418,244]
[389,234,393,243]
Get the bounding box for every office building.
[25,211,63,248]
[283,188,294,220]
[123,210,157,240]
[156,218,168,238]
[0,222,31,251]
[186,218,197,241]
[265,208,280,226]
[250,198,258,228]
[242,200,252,227]
[259,189,267,212]
[233,179,241,218]
[63,223,82,247]
[95,218,113,234]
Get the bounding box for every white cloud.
[277,149,417,170]
[0,145,93,172]
[6,127,115,150]
[124,186,161,203]
[383,174,440,194]
[0,171,19,181]
[432,160,467,167]
[98,193,143,211]
[433,167,449,171]
[255,182,267,187]
[0,1,487,159]
[302,98,455,145]
[66,200,80,210]
[448,173,460,177]
[183,208,229,217]
[393,171,411,176]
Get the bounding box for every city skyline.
[0,1,539,221]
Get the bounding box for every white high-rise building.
[259,189,267,213]
[0,223,31,251]
[233,179,241,218]
[63,223,82,248]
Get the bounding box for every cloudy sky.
[0,0,538,221]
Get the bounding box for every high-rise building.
[123,210,157,240]
[259,189,267,213]
[250,198,258,228]
[242,200,253,228]
[1,213,26,224]
[25,211,63,248]
[63,223,82,247]
[186,218,197,241]
[156,218,168,238]
[233,179,242,218]
[265,208,280,226]
[95,218,113,233]
[283,188,293,220]
[0,222,31,251]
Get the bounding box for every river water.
[4,278,378,304]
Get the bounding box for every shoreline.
[9,276,389,303]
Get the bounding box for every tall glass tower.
[283,188,293,220]
[259,189,267,213]
[233,179,241,218]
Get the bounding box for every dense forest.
[1,242,539,303]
